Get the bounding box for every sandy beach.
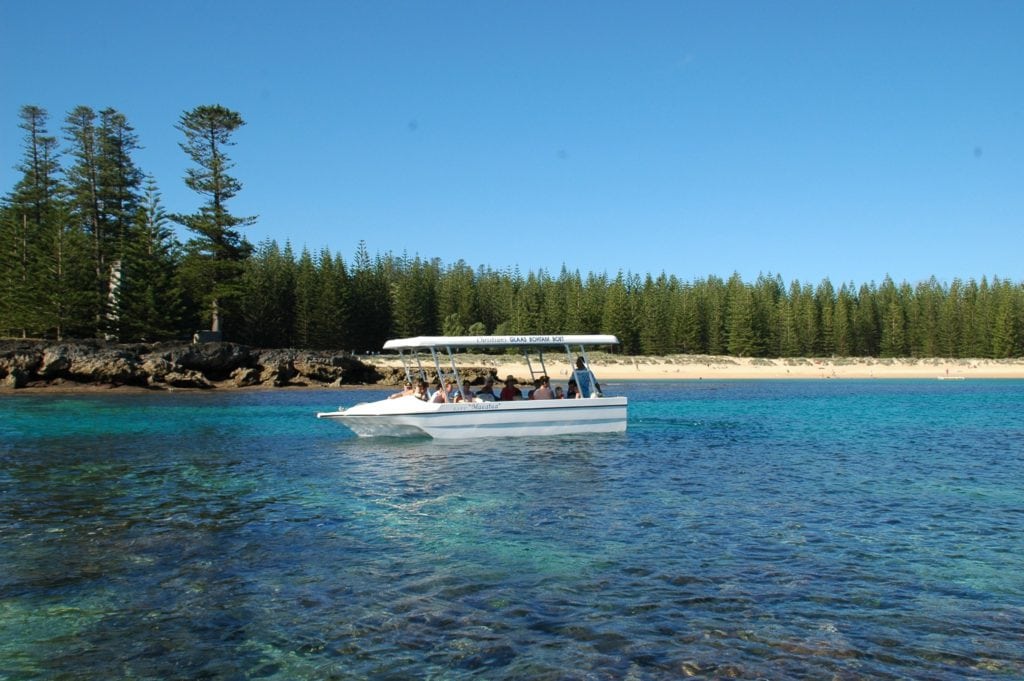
[367,354,1024,382]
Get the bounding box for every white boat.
[316,334,627,439]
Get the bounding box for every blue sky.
[2,1,1021,287]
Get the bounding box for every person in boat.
[476,376,497,401]
[413,379,429,400]
[454,379,474,402]
[389,382,415,399]
[554,385,565,399]
[444,377,460,401]
[429,378,448,403]
[499,375,522,401]
[566,378,579,399]
[573,357,602,397]
[531,376,554,399]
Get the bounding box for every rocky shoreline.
[6,339,1022,391]
[0,340,396,391]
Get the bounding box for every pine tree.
[833,285,854,357]
[792,281,819,356]
[816,278,836,356]
[776,297,799,357]
[639,273,673,355]
[580,272,608,334]
[726,274,759,357]
[601,272,636,353]
[991,279,1020,358]
[442,312,465,336]
[38,201,94,339]
[115,176,183,341]
[675,283,704,354]
[62,105,105,326]
[238,239,296,347]
[702,276,727,355]
[172,104,256,337]
[61,106,144,335]
[437,260,478,333]
[2,106,66,337]
[879,278,908,357]
[473,266,509,335]
[541,268,569,334]
[391,255,436,338]
[853,283,879,356]
[910,277,943,357]
[96,107,143,252]
[556,267,585,335]
[938,279,962,357]
[313,248,349,349]
[292,247,317,348]
[752,273,784,355]
[511,271,543,334]
[348,241,392,352]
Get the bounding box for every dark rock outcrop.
[161,342,255,380]
[0,340,381,390]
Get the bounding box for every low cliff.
[0,340,387,390]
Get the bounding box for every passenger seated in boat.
[454,379,474,402]
[445,378,460,401]
[531,376,554,399]
[554,385,564,399]
[429,379,448,403]
[476,376,497,401]
[389,382,415,399]
[566,378,579,399]
[413,379,429,400]
[499,375,522,401]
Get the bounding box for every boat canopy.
[382,334,619,351]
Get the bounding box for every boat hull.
[317,396,627,439]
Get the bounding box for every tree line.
[2,104,1022,358]
[1,104,251,343]
[235,244,1024,359]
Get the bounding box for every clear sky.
[2,1,1021,287]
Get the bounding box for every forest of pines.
[2,104,1022,358]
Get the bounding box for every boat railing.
[389,336,615,400]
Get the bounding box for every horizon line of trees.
[235,242,1024,359]
[2,104,1022,358]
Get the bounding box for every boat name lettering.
[508,335,565,343]
[451,402,501,411]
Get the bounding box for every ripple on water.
[1,382,1023,679]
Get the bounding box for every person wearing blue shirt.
[573,357,601,398]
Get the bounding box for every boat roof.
[382,334,619,351]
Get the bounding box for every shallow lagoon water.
[1,380,1023,679]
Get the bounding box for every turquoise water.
[1,381,1022,679]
